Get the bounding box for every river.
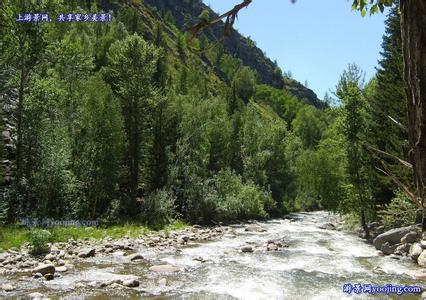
[1,211,423,299]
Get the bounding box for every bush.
[141,189,176,228]
[378,191,419,230]
[28,229,52,255]
[214,169,275,221]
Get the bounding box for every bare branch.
[376,165,421,208]
[187,0,253,40]
[363,142,412,169]
[387,115,408,132]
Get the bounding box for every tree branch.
[187,0,253,40]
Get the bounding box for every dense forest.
[0,0,417,231]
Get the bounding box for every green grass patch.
[0,220,189,251]
[0,226,29,251]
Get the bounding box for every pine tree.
[106,34,160,213]
[366,2,408,206]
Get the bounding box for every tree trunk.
[400,1,426,231]
[16,40,25,187]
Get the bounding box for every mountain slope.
[143,0,324,108]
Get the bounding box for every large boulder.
[401,232,418,244]
[409,243,423,260]
[373,226,414,250]
[32,263,55,276]
[418,250,426,267]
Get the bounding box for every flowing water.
[1,211,424,299]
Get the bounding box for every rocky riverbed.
[0,211,425,299]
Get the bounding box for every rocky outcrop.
[373,226,415,250]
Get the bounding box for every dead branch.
[376,165,421,208]
[187,0,253,40]
[363,142,412,169]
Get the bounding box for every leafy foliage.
[28,229,52,255]
[378,191,419,230]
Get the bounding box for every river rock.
[0,253,9,263]
[394,243,410,255]
[149,264,179,273]
[245,224,267,233]
[112,251,126,257]
[418,250,426,267]
[158,278,167,286]
[44,273,54,280]
[99,279,121,287]
[78,248,95,258]
[421,240,426,249]
[373,226,414,250]
[409,243,423,260]
[28,292,44,299]
[55,266,68,272]
[381,242,400,255]
[319,223,336,230]
[56,259,65,266]
[193,256,206,262]
[1,283,15,291]
[241,246,253,253]
[75,282,86,288]
[32,263,55,275]
[129,253,144,261]
[267,243,278,251]
[45,253,56,261]
[122,279,140,288]
[401,232,418,244]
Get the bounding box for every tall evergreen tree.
[366,3,408,207]
[337,64,372,238]
[106,34,160,213]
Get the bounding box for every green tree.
[365,4,408,208]
[336,64,372,237]
[232,67,257,103]
[106,34,161,212]
[73,75,124,218]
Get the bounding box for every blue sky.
[203,0,388,99]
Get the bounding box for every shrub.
[214,169,275,221]
[378,191,419,230]
[28,229,52,255]
[141,189,176,228]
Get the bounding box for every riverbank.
[0,221,188,251]
[0,212,424,299]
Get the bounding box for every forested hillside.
[0,0,416,232]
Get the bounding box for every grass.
[0,219,189,252]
